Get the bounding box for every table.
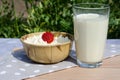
[23,39,120,80]
[25,56,120,80]
[0,39,120,80]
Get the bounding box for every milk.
[74,13,108,63]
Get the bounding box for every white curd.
[24,33,70,45]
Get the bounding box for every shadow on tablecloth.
[11,49,77,65]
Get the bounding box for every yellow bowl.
[20,32,73,64]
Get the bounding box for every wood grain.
[24,56,120,80]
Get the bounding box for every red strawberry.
[42,32,54,43]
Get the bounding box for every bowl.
[20,32,73,64]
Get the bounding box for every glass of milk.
[73,3,110,68]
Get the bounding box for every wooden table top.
[24,55,120,80]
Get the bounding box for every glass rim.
[73,3,110,10]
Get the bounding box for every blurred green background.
[0,0,120,38]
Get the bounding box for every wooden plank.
[24,56,120,80]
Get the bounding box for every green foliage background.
[0,0,120,38]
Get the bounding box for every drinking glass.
[73,3,110,68]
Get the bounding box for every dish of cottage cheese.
[24,33,70,45]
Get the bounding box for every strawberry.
[42,32,54,43]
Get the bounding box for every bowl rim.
[20,32,73,47]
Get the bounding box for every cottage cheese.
[24,33,70,45]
